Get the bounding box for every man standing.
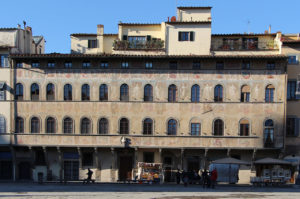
[210,168,218,189]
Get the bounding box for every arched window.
[191,84,200,102]
[31,117,40,133]
[46,117,56,133]
[214,85,223,102]
[144,84,153,102]
[120,84,129,101]
[143,118,153,135]
[265,85,275,103]
[241,85,250,102]
[264,119,274,147]
[120,118,129,134]
[98,118,108,134]
[31,83,39,101]
[213,119,224,136]
[168,119,177,135]
[168,84,177,102]
[64,84,72,101]
[46,83,55,101]
[99,84,108,101]
[81,118,91,134]
[63,117,73,134]
[0,116,6,133]
[15,83,24,100]
[82,84,90,101]
[16,117,24,133]
[240,119,249,136]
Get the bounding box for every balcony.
[211,40,279,51]
[10,134,264,149]
[113,39,164,51]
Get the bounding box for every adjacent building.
[2,7,299,183]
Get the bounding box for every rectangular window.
[286,118,298,137]
[242,61,250,70]
[241,92,250,102]
[65,62,72,68]
[193,62,201,70]
[100,61,108,69]
[0,82,6,101]
[216,62,224,70]
[88,40,97,48]
[242,38,258,50]
[0,54,8,68]
[240,124,249,136]
[191,123,200,136]
[121,62,129,69]
[31,62,40,68]
[128,36,146,48]
[47,62,55,68]
[169,61,177,70]
[16,62,23,68]
[288,55,298,65]
[287,81,296,100]
[178,32,194,41]
[267,62,275,70]
[82,62,91,68]
[82,152,93,166]
[145,62,153,69]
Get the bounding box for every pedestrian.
[85,168,93,184]
[210,168,218,189]
[176,169,181,184]
[183,172,189,187]
[202,170,208,188]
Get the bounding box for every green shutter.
[146,35,151,41]
[190,32,194,41]
[123,35,127,40]
[178,32,181,41]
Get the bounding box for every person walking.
[85,168,93,184]
[210,168,218,189]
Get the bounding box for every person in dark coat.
[86,168,93,184]
[176,169,181,184]
[202,170,208,188]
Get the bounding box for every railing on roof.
[113,39,164,51]
[211,40,279,51]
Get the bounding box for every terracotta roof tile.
[71,33,97,37]
[166,21,211,25]
[212,33,277,37]
[177,7,212,10]
[118,23,161,26]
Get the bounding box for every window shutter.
[296,80,300,99]
[178,32,181,41]
[0,117,5,133]
[190,32,194,41]
[146,35,151,41]
[295,118,300,137]
[0,91,4,101]
[123,35,128,41]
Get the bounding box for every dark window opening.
[143,152,154,163]
[88,40,97,48]
[15,117,24,133]
[46,83,55,101]
[81,118,91,134]
[81,84,90,101]
[191,123,200,136]
[64,84,72,101]
[144,84,153,102]
[214,119,224,136]
[168,119,177,135]
[168,84,177,102]
[169,61,177,70]
[191,84,200,102]
[64,117,73,134]
[214,85,223,102]
[120,118,129,134]
[31,117,40,133]
[143,118,153,135]
[31,83,39,101]
[98,118,108,134]
[46,117,56,133]
[99,84,108,101]
[82,152,93,166]
[15,83,23,100]
[120,84,129,101]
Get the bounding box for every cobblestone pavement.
[0,183,299,199]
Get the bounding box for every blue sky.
[1,0,299,53]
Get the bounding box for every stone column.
[57,147,63,183]
[111,148,116,182]
[181,149,184,171]
[43,147,48,181]
[10,147,16,181]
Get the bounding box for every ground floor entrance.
[119,156,133,181]
[18,162,31,180]
[64,161,79,181]
[0,160,13,180]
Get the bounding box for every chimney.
[268,25,271,34]
[26,26,32,32]
[97,24,104,35]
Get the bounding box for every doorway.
[64,161,79,181]
[0,161,13,180]
[187,156,200,172]
[18,162,31,180]
[119,156,133,181]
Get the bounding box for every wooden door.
[119,156,133,181]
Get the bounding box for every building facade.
[1,7,297,183]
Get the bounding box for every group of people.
[176,168,218,188]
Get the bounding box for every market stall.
[209,157,250,184]
[251,158,293,186]
[136,162,163,183]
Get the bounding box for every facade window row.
[14,83,276,103]
[17,60,278,70]
[13,116,274,141]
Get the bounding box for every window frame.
[120,84,129,101]
[46,117,56,134]
[143,118,153,135]
[168,84,177,102]
[30,117,40,134]
[98,118,109,134]
[46,83,55,101]
[191,123,201,136]
[15,83,24,101]
[213,119,224,136]
[120,118,129,135]
[15,117,24,133]
[81,117,91,134]
[31,83,39,101]
[63,117,73,134]
[214,85,223,102]
[81,84,90,101]
[144,84,153,102]
[167,119,177,135]
[191,84,200,102]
